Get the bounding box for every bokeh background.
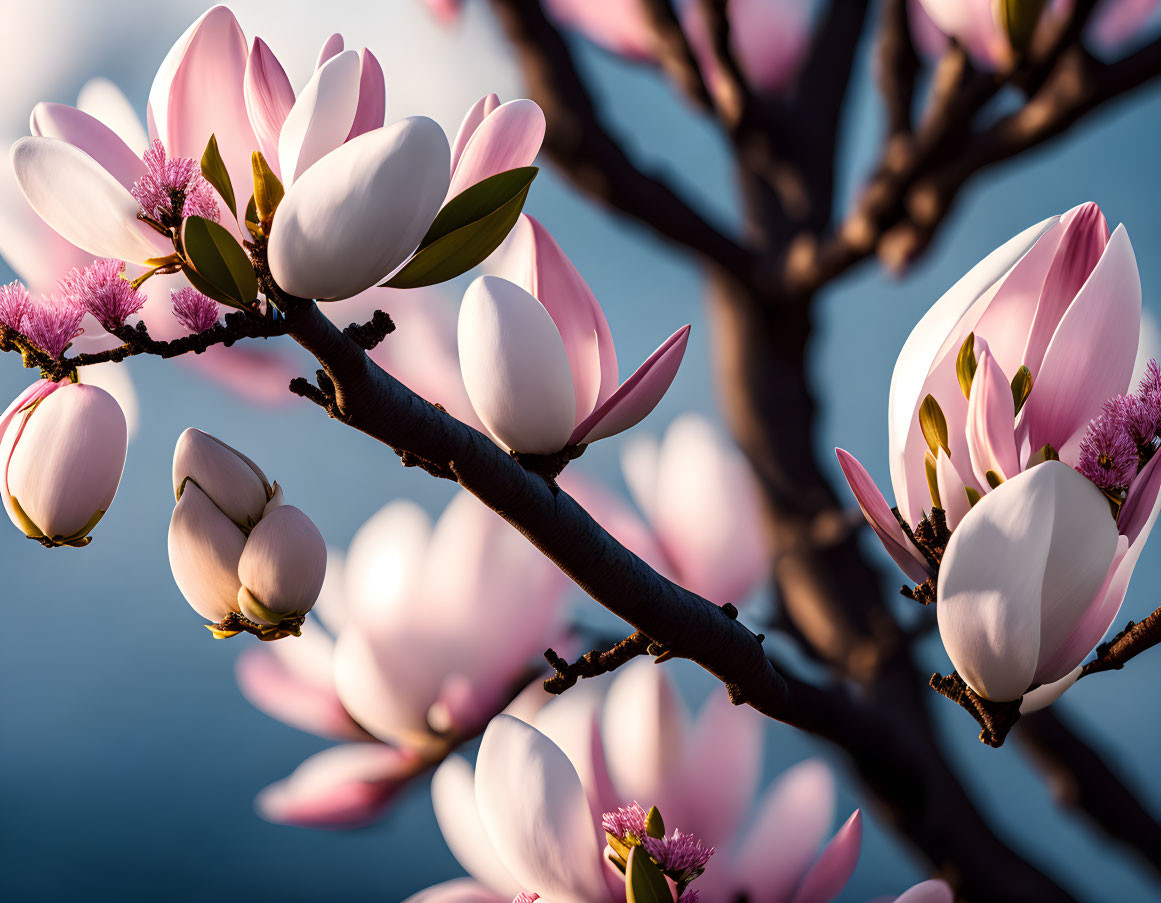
[1,1,1159,900]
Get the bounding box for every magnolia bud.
[168,481,247,623]
[1,382,127,546]
[236,505,327,625]
[172,427,273,528]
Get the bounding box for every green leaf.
[956,332,977,399]
[985,469,1004,489]
[1026,443,1059,467]
[181,216,258,308]
[925,452,942,509]
[244,195,262,240]
[1011,365,1033,415]
[201,134,236,219]
[965,486,982,507]
[919,394,950,457]
[252,151,284,223]
[626,848,674,903]
[384,166,538,289]
[645,806,665,839]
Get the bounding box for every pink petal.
[1021,225,1141,461]
[544,0,655,59]
[934,449,971,531]
[1118,440,1161,544]
[255,743,417,829]
[1020,202,1109,377]
[1091,0,1161,48]
[278,50,361,185]
[733,759,836,902]
[498,216,619,428]
[683,0,811,94]
[76,77,148,156]
[244,37,296,175]
[0,164,93,294]
[315,32,345,68]
[835,448,932,584]
[894,880,955,903]
[29,103,145,191]
[347,49,387,141]
[149,6,257,212]
[235,641,370,741]
[915,0,1009,68]
[570,325,690,445]
[965,342,1019,486]
[789,810,863,903]
[447,99,546,198]
[450,94,501,175]
[402,880,506,903]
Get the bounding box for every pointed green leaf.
[244,195,262,240]
[626,847,674,903]
[1011,365,1033,415]
[252,151,284,223]
[181,216,258,308]
[1027,443,1060,467]
[985,469,1004,489]
[201,134,236,219]
[965,486,982,507]
[919,395,950,457]
[384,166,538,289]
[956,332,977,399]
[645,806,665,839]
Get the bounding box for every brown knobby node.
[1078,606,1161,679]
[342,310,395,350]
[512,443,587,487]
[543,630,655,694]
[207,610,306,642]
[930,671,1023,748]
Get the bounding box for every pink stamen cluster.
[0,281,31,331]
[1077,360,1161,491]
[59,259,147,333]
[677,892,700,903]
[171,287,220,334]
[22,295,85,359]
[643,829,714,874]
[1128,358,1161,448]
[131,139,220,224]
[602,802,649,842]
[511,894,539,903]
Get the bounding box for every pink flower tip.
[1077,395,1139,490]
[131,139,220,225]
[171,287,221,334]
[602,802,649,842]
[22,295,85,359]
[643,828,714,874]
[59,258,147,332]
[511,894,540,903]
[0,281,32,332]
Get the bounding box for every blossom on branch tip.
[60,258,147,333]
[0,380,127,547]
[130,139,220,225]
[168,428,325,640]
[171,286,220,334]
[643,829,714,875]
[459,216,690,454]
[0,281,32,331]
[22,295,85,359]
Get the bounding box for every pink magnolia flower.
[408,662,953,903]
[837,203,1161,705]
[169,428,325,631]
[912,0,1161,68]
[448,94,545,200]
[561,413,771,608]
[0,380,127,547]
[459,216,690,454]
[237,491,567,827]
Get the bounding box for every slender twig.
[543,630,655,693]
[1078,606,1161,679]
[876,0,920,137]
[640,0,713,110]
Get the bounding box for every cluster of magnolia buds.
[168,428,326,640]
[0,379,127,547]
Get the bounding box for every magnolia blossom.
[912,0,1161,68]
[459,216,690,454]
[409,662,953,903]
[838,203,1161,704]
[169,428,326,634]
[561,414,770,608]
[448,94,545,200]
[0,379,127,547]
[236,491,567,826]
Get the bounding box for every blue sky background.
[1,2,1160,900]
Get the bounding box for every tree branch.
[875,0,920,137]
[1077,605,1161,679]
[1017,708,1161,878]
[487,0,759,278]
[640,0,713,110]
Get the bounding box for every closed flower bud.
[172,427,273,529]
[1,382,127,547]
[237,505,327,625]
[168,481,247,622]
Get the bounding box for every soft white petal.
[278,50,362,185]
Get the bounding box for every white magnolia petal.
[268,117,450,301]
[172,428,270,528]
[345,499,431,626]
[77,77,149,155]
[237,505,327,621]
[29,102,145,191]
[432,756,522,897]
[168,481,246,623]
[1020,666,1082,713]
[458,275,576,454]
[278,50,362,185]
[475,715,611,903]
[11,137,170,263]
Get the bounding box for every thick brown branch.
[640,0,713,109]
[487,0,758,277]
[876,0,920,137]
[1017,708,1161,877]
[285,303,791,717]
